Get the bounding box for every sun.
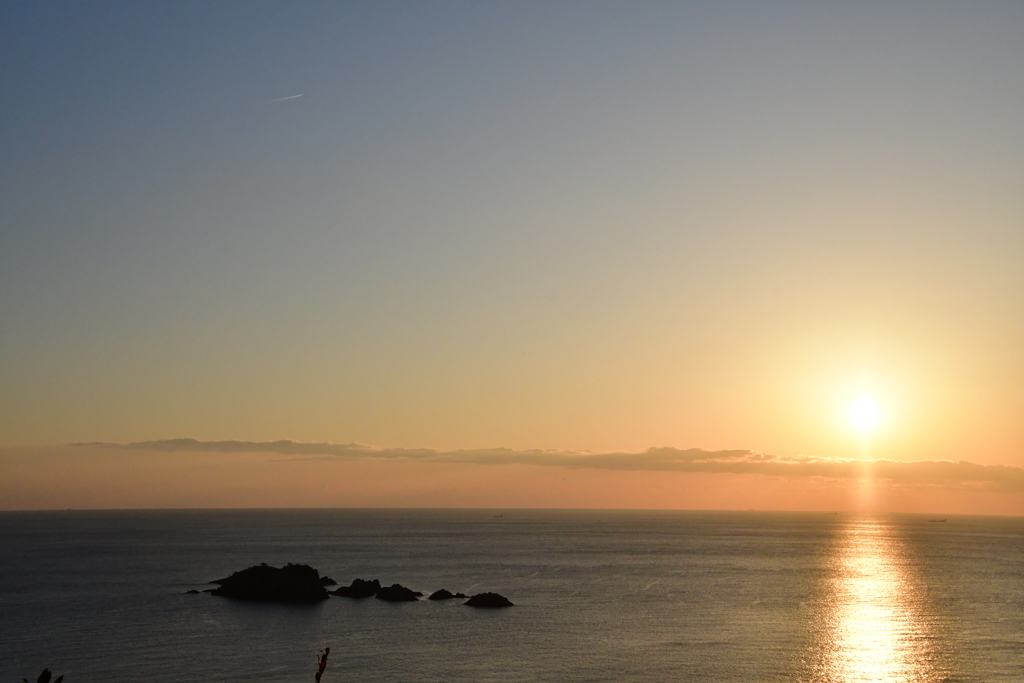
[849,397,881,434]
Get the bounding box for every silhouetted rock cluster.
[331,579,424,601]
[207,565,512,608]
[331,578,509,607]
[210,563,330,602]
[465,592,514,608]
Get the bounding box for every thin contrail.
[270,94,303,102]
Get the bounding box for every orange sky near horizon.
[2,445,1022,516]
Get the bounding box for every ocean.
[1,509,1022,682]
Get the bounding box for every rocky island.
[332,578,382,598]
[210,563,331,602]
[375,583,422,601]
[331,577,380,598]
[465,592,514,608]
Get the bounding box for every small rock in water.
[428,589,455,600]
[375,583,420,602]
[332,578,381,598]
[320,576,338,586]
[185,589,200,594]
[465,592,513,608]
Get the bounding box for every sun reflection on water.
[807,518,949,683]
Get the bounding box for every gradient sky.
[1,2,1022,510]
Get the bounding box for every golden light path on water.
[809,517,949,683]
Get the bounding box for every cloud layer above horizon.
[72,439,1024,491]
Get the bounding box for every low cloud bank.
[71,439,1024,490]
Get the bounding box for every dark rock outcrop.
[465,592,513,608]
[210,563,330,602]
[320,576,338,586]
[332,578,381,598]
[427,589,468,600]
[185,589,200,594]
[375,583,420,602]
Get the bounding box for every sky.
[1,2,1022,512]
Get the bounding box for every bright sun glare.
[849,397,881,434]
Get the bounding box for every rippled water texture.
[2,510,1022,682]
[803,518,955,682]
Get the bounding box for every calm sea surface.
[1,509,1022,682]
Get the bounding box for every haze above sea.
[2,509,1022,682]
